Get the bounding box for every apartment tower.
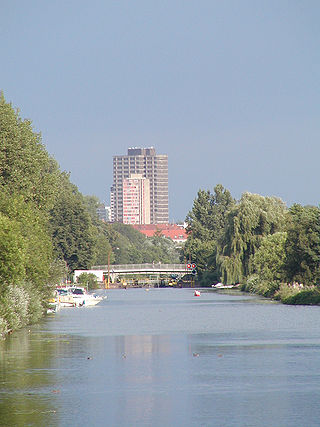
[110,147,168,224]
[123,174,150,225]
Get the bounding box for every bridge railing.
[91,263,187,272]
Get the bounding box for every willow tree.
[217,193,287,284]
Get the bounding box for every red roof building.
[132,224,188,242]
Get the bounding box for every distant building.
[132,223,187,243]
[123,174,150,225]
[96,204,111,222]
[111,147,168,224]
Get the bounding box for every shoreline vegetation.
[239,280,320,306]
[1,94,320,339]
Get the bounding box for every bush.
[281,288,320,305]
[242,275,280,298]
[0,285,30,331]
[274,283,301,301]
[0,282,46,337]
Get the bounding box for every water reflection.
[0,330,58,426]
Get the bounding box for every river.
[1,288,320,426]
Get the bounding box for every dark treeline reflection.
[0,326,72,426]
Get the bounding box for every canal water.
[1,288,320,427]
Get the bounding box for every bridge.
[74,263,189,286]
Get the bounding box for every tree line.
[0,95,180,336]
[182,184,320,304]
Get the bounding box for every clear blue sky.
[1,1,319,221]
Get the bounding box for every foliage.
[0,93,61,212]
[47,259,68,286]
[77,272,99,290]
[218,193,287,284]
[284,204,320,285]
[0,212,26,286]
[253,232,287,282]
[273,283,302,302]
[281,288,320,305]
[50,178,96,271]
[83,195,101,226]
[103,222,181,265]
[0,283,45,335]
[184,184,235,276]
[198,270,220,287]
[242,274,280,298]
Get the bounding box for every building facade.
[123,174,150,225]
[111,147,168,224]
[96,204,111,222]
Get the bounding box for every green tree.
[77,272,99,290]
[253,232,287,282]
[0,191,53,288]
[50,178,96,271]
[0,212,26,286]
[218,193,287,284]
[184,184,235,278]
[284,204,320,285]
[0,93,61,212]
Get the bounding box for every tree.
[50,178,96,271]
[284,204,320,285]
[0,191,53,288]
[218,193,287,284]
[77,272,98,290]
[184,184,235,278]
[0,212,26,286]
[0,93,61,212]
[253,232,287,282]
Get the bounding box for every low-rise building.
[132,223,187,243]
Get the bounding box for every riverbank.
[239,276,320,305]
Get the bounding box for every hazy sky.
[1,1,319,221]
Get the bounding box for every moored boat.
[211,283,234,289]
[57,288,76,307]
[68,286,105,306]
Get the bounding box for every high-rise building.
[111,147,168,224]
[123,174,150,225]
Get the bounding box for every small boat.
[194,290,201,297]
[211,283,234,289]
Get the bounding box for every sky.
[1,0,319,221]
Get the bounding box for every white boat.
[68,286,105,306]
[194,290,201,296]
[211,283,234,289]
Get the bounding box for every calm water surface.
[1,288,320,426]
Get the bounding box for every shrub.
[281,288,320,305]
[274,283,301,302]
